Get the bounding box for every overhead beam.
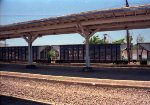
[0,20,150,40]
[1,14,150,35]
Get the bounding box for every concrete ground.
[0,63,150,81]
[0,63,150,105]
[1,70,150,89]
[1,74,150,105]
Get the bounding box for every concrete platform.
[1,71,150,89]
[0,63,150,81]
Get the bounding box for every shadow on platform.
[0,63,150,81]
[0,95,50,105]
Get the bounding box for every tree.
[132,34,144,50]
[89,35,103,44]
[112,38,125,44]
[136,34,144,43]
[83,35,110,44]
[48,48,59,60]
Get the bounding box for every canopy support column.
[85,36,90,68]
[76,24,98,71]
[23,34,38,68]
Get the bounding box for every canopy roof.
[0,4,150,40]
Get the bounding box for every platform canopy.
[0,4,150,40]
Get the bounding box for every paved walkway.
[0,63,150,88]
[0,63,150,80]
[1,71,150,89]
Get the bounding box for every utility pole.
[5,40,6,47]
[126,30,130,63]
[136,37,139,60]
[125,0,130,64]
[125,0,129,7]
[103,34,107,44]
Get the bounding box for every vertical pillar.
[85,36,90,67]
[76,24,99,71]
[23,34,38,68]
[28,40,32,65]
[126,29,130,64]
[125,0,130,63]
[137,43,139,60]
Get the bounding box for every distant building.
[138,43,150,61]
[120,44,132,60]
[121,43,150,60]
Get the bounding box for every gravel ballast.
[1,75,150,105]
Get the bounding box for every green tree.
[112,38,125,44]
[48,48,58,60]
[89,35,103,44]
[83,35,110,44]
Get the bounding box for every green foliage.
[48,48,58,59]
[112,38,125,44]
[89,35,103,44]
[83,35,110,44]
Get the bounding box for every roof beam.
[0,5,150,40]
[1,20,149,40]
[1,14,150,35]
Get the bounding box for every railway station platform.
[1,62,150,105]
[0,62,150,88]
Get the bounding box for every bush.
[48,48,59,60]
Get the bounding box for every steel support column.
[85,36,90,68]
[76,24,99,71]
[28,40,32,65]
[23,34,38,68]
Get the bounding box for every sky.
[0,0,150,46]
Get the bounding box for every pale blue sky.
[0,0,150,46]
